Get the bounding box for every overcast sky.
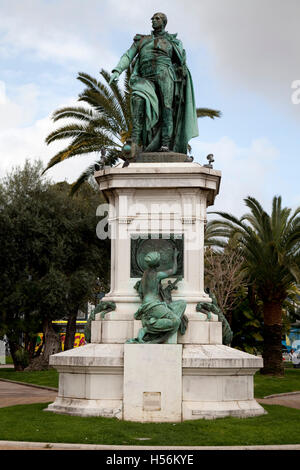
[0,0,299,216]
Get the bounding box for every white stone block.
[182,344,264,370]
[60,372,86,399]
[223,375,254,401]
[49,343,124,368]
[178,321,222,344]
[182,399,266,420]
[178,321,209,344]
[209,322,222,344]
[123,344,182,422]
[91,320,101,343]
[85,372,123,400]
[46,397,122,419]
[182,374,254,402]
[101,320,133,343]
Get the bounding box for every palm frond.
[70,163,98,196]
[42,143,94,173]
[100,69,130,128]
[77,72,111,100]
[45,124,89,145]
[196,108,221,119]
[52,106,96,123]
[78,88,125,130]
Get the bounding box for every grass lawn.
[0,368,58,389]
[0,363,299,447]
[0,402,299,446]
[254,368,300,398]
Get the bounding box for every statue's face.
[151,13,165,30]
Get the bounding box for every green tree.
[44,69,221,193]
[210,196,300,376]
[0,161,110,370]
[204,243,247,323]
[230,287,264,355]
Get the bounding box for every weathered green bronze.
[84,301,116,343]
[127,250,188,343]
[196,292,233,345]
[109,12,198,154]
[130,234,184,278]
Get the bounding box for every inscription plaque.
[143,392,161,411]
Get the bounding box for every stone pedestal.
[124,344,182,422]
[47,160,266,421]
[46,344,124,418]
[94,162,221,324]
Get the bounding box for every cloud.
[0,0,118,67]
[0,112,99,184]
[103,0,300,119]
[2,0,299,117]
[182,0,300,119]
[0,81,40,128]
[0,85,98,184]
[192,136,280,216]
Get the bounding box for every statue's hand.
[109,71,120,84]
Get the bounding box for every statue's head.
[144,251,161,268]
[151,12,168,30]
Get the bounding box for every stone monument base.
[135,152,193,163]
[46,343,266,421]
[46,160,266,422]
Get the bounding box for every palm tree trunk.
[261,301,284,376]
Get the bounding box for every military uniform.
[112,30,198,153]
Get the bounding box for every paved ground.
[0,380,57,408]
[0,441,300,451]
[257,392,300,410]
[0,378,299,451]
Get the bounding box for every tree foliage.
[204,243,247,315]
[208,196,300,375]
[0,160,110,370]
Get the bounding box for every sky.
[0,0,299,216]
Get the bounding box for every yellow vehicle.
[35,320,87,352]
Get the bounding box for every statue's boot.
[131,95,145,147]
[160,106,173,152]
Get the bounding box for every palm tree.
[209,196,300,375]
[43,69,132,194]
[44,69,221,194]
[204,219,227,248]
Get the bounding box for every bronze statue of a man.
[110,12,198,154]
